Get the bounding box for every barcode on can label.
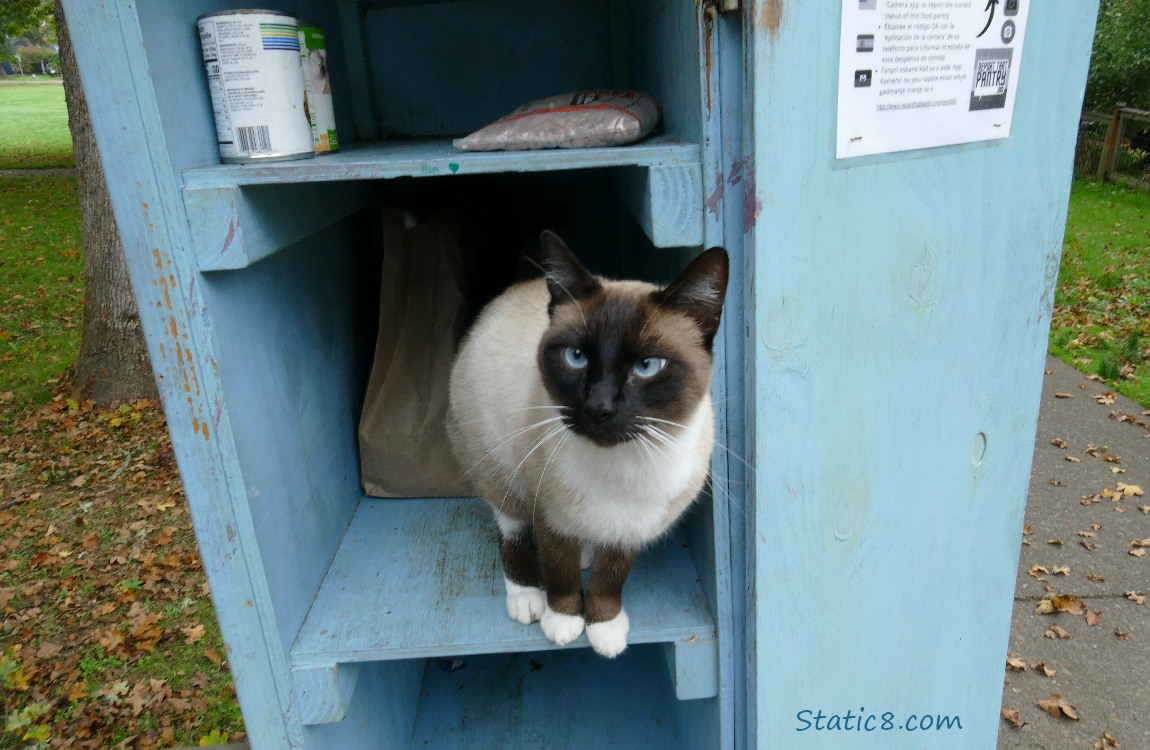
[236,125,273,154]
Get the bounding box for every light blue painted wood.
[364,0,614,137]
[410,648,685,749]
[336,2,378,140]
[291,499,717,665]
[198,225,371,662]
[614,162,705,247]
[65,0,748,746]
[742,2,1099,748]
[184,183,372,270]
[181,138,702,249]
[181,138,698,185]
[58,2,309,746]
[662,639,720,701]
[672,4,744,749]
[302,659,423,748]
[291,663,360,725]
[624,0,704,145]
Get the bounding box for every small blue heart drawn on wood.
[448,162,460,174]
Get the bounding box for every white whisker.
[632,431,660,472]
[636,415,756,473]
[460,414,568,478]
[532,432,571,529]
[498,424,568,512]
[451,404,571,428]
[637,423,748,520]
[637,425,679,465]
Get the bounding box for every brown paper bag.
[358,208,476,498]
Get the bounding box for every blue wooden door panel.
[743,2,1098,747]
[58,1,305,746]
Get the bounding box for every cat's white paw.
[503,578,546,624]
[580,542,595,570]
[540,606,585,646]
[586,609,630,659]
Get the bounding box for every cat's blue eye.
[562,346,588,369]
[633,357,668,378]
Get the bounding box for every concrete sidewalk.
[999,356,1150,749]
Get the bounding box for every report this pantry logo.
[969,48,1013,111]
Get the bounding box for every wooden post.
[1097,107,1123,182]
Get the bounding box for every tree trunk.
[55,1,157,404]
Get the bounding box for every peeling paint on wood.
[756,0,783,36]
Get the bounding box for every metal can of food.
[196,9,314,163]
[297,22,339,153]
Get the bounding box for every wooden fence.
[1091,107,1150,189]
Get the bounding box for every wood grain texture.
[290,663,360,725]
[185,183,372,271]
[58,2,310,746]
[410,647,684,749]
[291,498,717,665]
[743,2,1100,747]
[614,161,705,247]
[181,137,699,185]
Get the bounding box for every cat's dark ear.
[657,247,729,347]
[540,230,601,310]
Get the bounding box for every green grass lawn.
[0,177,83,410]
[0,82,74,169]
[1050,180,1150,407]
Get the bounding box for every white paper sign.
[836,0,1029,159]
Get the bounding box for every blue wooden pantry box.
[59,0,1098,747]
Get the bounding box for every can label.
[197,11,314,163]
[298,24,339,153]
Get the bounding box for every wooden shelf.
[288,497,717,724]
[182,136,700,187]
[181,137,704,270]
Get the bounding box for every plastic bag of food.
[453,90,660,151]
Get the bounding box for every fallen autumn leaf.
[1037,694,1079,721]
[1036,594,1086,615]
[1001,708,1027,728]
[1095,730,1119,749]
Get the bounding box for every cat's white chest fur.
[549,396,712,548]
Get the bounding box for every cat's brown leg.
[535,522,586,646]
[584,546,637,658]
[492,509,545,624]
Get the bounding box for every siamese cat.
[447,231,728,658]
